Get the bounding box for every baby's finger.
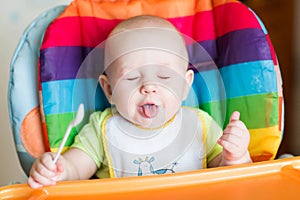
[218,139,240,154]
[39,154,58,172]
[55,157,65,174]
[229,111,240,122]
[223,126,247,138]
[225,120,247,131]
[219,140,248,160]
[221,130,249,149]
[219,132,243,144]
[35,161,57,178]
[29,169,56,187]
[27,176,43,189]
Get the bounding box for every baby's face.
[105,49,193,128]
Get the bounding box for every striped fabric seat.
[9,0,283,175]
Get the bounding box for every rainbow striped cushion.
[39,0,283,162]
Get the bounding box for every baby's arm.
[28,148,97,188]
[208,111,252,167]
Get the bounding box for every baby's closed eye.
[126,76,140,81]
[124,71,141,81]
[157,74,171,79]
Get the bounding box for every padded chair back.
[8,0,283,176]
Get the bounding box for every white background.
[0,0,72,186]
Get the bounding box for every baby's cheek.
[165,81,186,99]
[115,92,138,112]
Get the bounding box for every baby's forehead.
[109,29,182,51]
[105,49,187,78]
[104,28,187,69]
[110,15,175,35]
[104,15,188,71]
[118,49,184,62]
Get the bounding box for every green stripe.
[199,93,279,129]
[46,93,279,148]
[45,112,86,148]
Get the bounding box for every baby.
[28,15,252,188]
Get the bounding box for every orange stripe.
[278,97,283,131]
[213,0,239,7]
[58,0,240,19]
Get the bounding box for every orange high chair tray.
[1,157,300,200]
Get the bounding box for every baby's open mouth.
[140,103,159,118]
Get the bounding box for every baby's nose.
[141,84,157,94]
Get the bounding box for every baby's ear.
[182,69,194,100]
[99,75,113,104]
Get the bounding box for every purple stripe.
[40,28,272,82]
[187,40,217,72]
[215,28,271,67]
[40,47,103,82]
[189,28,272,71]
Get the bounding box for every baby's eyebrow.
[157,62,171,66]
[119,67,132,76]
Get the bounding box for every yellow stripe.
[58,0,240,19]
[248,125,281,162]
[51,146,69,153]
[101,113,115,178]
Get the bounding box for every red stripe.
[41,17,121,49]
[42,122,51,152]
[41,12,216,49]
[214,3,261,36]
[38,59,42,91]
[266,34,278,65]
[41,3,260,49]
[169,12,216,43]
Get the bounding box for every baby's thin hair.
[109,15,178,36]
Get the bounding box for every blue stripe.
[42,78,109,115]
[185,69,226,105]
[42,60,277,115]
[220,60,277,98]
[184,60,278,105]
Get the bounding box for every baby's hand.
[218,111,252,165]
[27,152,65,188]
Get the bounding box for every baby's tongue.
[142,104,158,118]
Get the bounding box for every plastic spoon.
[53,104,84,163]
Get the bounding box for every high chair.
[4,0,290,199]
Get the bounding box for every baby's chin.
[137,120,165,129]
[131,114,173,129]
